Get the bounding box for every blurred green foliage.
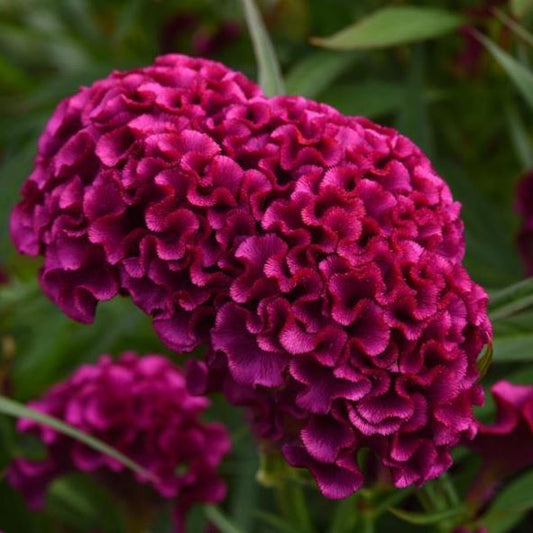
[1,1,533,532]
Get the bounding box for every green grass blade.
[204,506,244,533]
[475,31,533,110]
[239,0,285,96]
[0,395,155,482]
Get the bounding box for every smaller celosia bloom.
[469,380,533,478]
[7,352,230,531]
[515,170,533,275]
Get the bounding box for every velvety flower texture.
[10,54,491,499]
[515,170,533,275]
[7,352,230,531]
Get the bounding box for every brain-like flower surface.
[469,380,533,478]
[7,352,230,530]
[10,54,491,499]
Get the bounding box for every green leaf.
[475,32,533,110]
[476,343,493,379]
[505,101,533,170]
[396,45,434,157]
[311,6,464,50]
[493,333,533,362]
[255,511,300,533]
[493,8,533,48]
[285,50,357,99]
[388,505,465,525]
[203,506,244,533]
[239,0,285,96]
[511,0,533,18]
[0,395,154,481]
[489,278,533,320]
[480,470,533,533]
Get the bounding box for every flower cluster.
[7,352,230,530]
[10,54,492,498]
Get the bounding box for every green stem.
[276,470,314,533]
[361,512,375,533]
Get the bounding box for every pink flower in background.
[469,380,533,478]
[515,170,533,275]
[9,54,491,499]
[7,352,230,532]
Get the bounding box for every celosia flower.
[10,54,491,499]
[7,352,230,531]
[515,170,533,275]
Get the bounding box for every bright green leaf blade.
[489,278,533,320]
[388,505,465,525]
[480,470,533,533]
[511,0,533,18]
[476,31,533,110]
[203,506,244,533]
[239,0,285,96]
[285,50,357,99]
[311,7,464,50]
[0,395,154,481]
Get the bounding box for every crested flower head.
[7,352,230,531]
[10,54,491,499]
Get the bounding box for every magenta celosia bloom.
[7,352,230,531]
[515,170,533,275]
[10,54,491,499]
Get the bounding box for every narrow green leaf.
[239,0,285,96]
[480,470,533,533]
[388,505,465,525]
[475,31,533,110]
[505,101,533,170]
[311,7,464,50]
[493,333,533,362]
[489,278,533,320]
[477,343,493,379]
[511,0,533,18]
[255,511,299,533]
[204,506,244,533]
[396,45,435,156]
[285,50,357,99]
[0,396,154,481]
[493,9,533,48]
